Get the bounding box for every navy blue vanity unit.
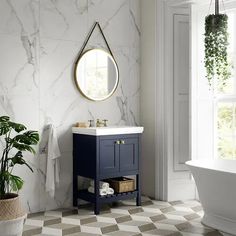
[72,126,144,214]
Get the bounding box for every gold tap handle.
[88,120,93,127]
[103,119,108,127]
[115,140,121,145]
[120,140,125,144]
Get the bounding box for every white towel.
[107,187,114,195]
[90,181,109,189]
[39,124,61,198]
[46,124,60,198]
[88,187,107,196]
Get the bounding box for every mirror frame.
[74,49,119,101]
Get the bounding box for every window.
[215,10,236,159]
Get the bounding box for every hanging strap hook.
[77,22,114,59]
[215,0,219,15]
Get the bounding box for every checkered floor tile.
[23,197,223,236]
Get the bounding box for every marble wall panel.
[0,0,140,213]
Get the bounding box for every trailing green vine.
[204,14,231,88]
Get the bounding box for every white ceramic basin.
[72,126,144,136]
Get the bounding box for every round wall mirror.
[74,49,119,101]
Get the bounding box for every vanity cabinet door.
[99,139,119,174]
[119,137,138,172]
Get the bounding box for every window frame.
[213,9,236,159]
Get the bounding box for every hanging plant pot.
[204,13,231,88]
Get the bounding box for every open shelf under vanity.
[78,189,138,204]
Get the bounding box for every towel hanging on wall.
[39,124,61,198]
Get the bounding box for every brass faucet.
[96,119,108,127]
[88,120,93,127]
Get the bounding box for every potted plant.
[204,0,231,88]
[0,116,39,236]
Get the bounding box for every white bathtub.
[186,159,236,236]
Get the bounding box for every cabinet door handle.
[120,140,125,144]
[115,140,121,145]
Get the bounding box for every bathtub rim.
[185,159,236,175]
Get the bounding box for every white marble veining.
[0,0,141,213]
[72,126,144,136]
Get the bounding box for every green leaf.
[9,151,33,172]
[14,131,39,145]
[0,122,10,136]
[12,142,36,154]
[0,172,24,193]
[9,174,24,192]
[0,116,10,122]
[8,121,27,133]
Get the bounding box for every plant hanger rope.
[221,0,226,13]
[208,0,213,15]
[208,0,226,14]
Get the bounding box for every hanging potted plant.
[204,0,231,88]
[0,116,39,236]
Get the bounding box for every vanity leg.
[73,174,78,207]
[136,174,141,206]
[73,144,78,207]
[95,202,100,215]
[94,178,100,214]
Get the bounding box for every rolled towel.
[88,186,107,196]
[107,187,114,195]
[90,181,109,189]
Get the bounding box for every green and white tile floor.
[23,197,222,236]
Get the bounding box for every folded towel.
[90,181,109,189]
[88,187,107,196]
[107,187,114,195]
[76,122,89,128]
